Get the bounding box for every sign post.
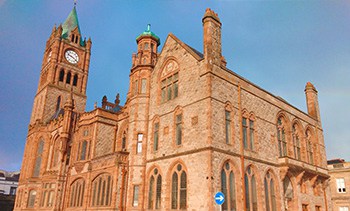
[214,191,225,211]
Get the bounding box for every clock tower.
[30,6,91,124]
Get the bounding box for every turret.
[128,24,160,100]
[305,82,321,122]
[132,24,160,68]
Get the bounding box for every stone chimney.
[202,8,222,67]
[305,82,321,122]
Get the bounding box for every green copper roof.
[136,24,161,46]
[61,7,85,46]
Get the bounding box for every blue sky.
[0,0,349,171]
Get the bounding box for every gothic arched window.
[283,176,294,207]
[148,168,162,209]
[73,74,78,86]
[171,164,187,209]
[59,69,64,82]
[66,72,71,84]
[79,140,88,160]
[33,139,44,177]
[225,104,233,144]
[27,190,37,208]
[175,112,183,146]
[245,166,258,211]
[306,130,314,165]
[40,183,55,207]
[160,60,179,103]
[264,172,277,211]
[221,162,236,211]
[153,121,159,152]
[243,111,256,150]
[292,124,301,160]
[70,179,85,207]
[91,174,112,207]
[277,117,287,157]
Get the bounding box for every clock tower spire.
[30,6,92,124]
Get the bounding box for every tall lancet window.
[277,117,287,157]
[292,124,301,160]
[33,139,44,177]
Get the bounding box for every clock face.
[65,50,79,64]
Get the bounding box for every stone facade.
[328,159,350,211]
[15,7,331,211]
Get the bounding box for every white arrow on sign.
[215,195,224,202]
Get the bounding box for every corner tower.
[30,6,91,124]
[126,25,160,209]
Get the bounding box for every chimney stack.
[305,82,321,122]
[202,8,222,67]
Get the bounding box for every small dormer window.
[75,35,79,44]
[71,34,75,42]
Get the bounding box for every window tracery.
[245,166,258,211]
[221,161,236,211]
[243,111,255,150]
[277,117,287,157]
[33,139,44,177]
[292,123,301,160]
[91,174,112,207]
[70,179,84,207]
[171,163,187,209]
[306,130,314,165]
[160,60,179,103]
[148,168,162,209]
[264,171,277,211]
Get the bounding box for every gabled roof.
[164,33,204,61]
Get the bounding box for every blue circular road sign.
[214,191,225,205]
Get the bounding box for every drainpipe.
[238,83,246,211]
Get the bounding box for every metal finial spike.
[74,0,77,6]
[147,24,151,31]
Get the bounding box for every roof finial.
[74,0,77,6]
[147,24,151,32]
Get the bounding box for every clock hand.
[68,54,77,63]
[69,53,78,63]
